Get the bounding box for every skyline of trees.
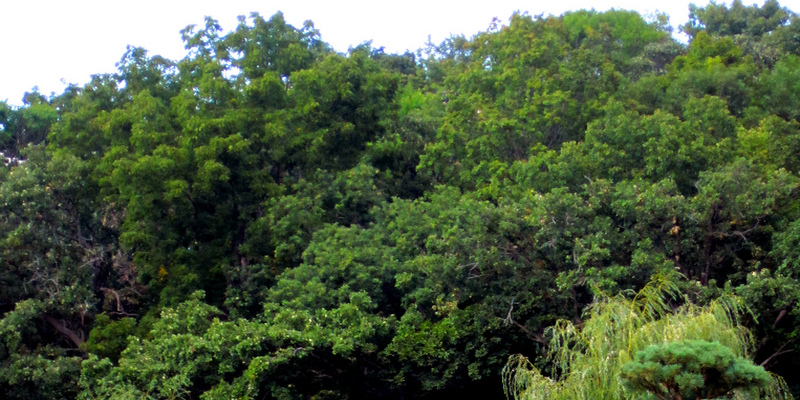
[2,1,800,399]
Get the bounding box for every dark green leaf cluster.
[622,340,770,399]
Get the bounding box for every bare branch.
[760,341,793,369]
[100,287,125,313]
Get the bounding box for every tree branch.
[501,297,546,344]
[760,341,793,369]
[100,287,125,313]
[772,308,787,329]
[43,314,84,348]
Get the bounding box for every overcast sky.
[0,0,775,105]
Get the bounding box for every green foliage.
[622,340,771,399]
[0,92,58,158]
[0,300,83,400]
[83,315,136,362]
[504,274,792,400]
[683,0,794,39]
[3,2,800,399]
[0,350,82,400]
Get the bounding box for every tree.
[622,339,772,399]
[682,0,793,39]
[0,147,115,400]
[503,273,792,400]
[0,92,57,159]
[5,4,800,399]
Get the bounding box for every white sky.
[0,0,780,106]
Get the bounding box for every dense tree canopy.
[2,3,800,399]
